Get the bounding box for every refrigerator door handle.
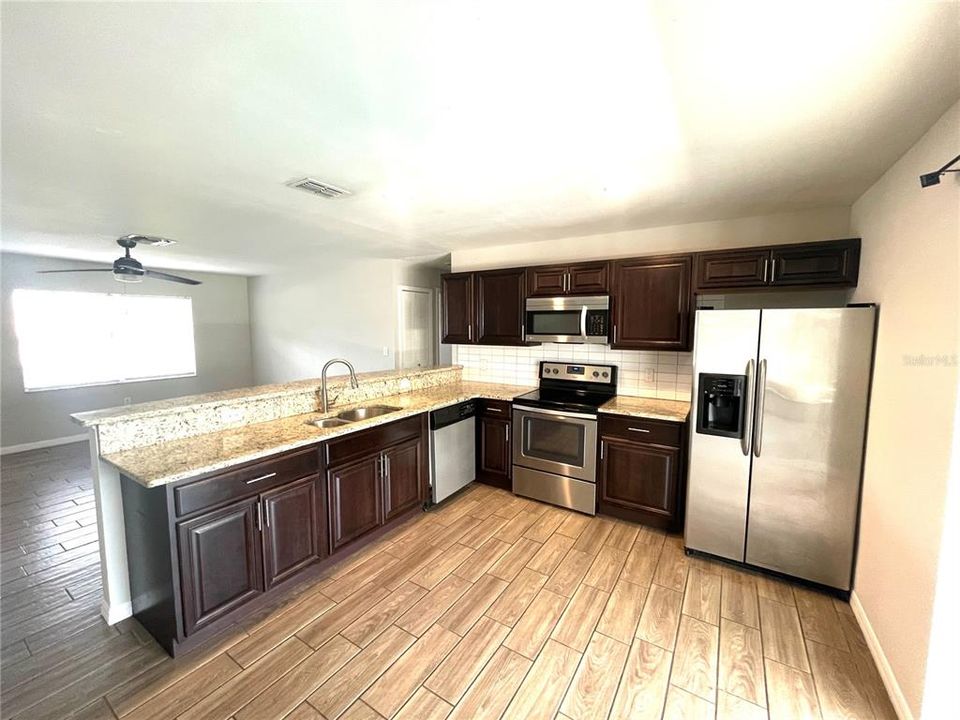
[741,358,755,456]
[753,358,767,457]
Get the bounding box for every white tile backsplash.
[453,344,693,401]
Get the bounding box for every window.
[11,289,197,391]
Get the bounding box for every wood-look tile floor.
[0,442,898,720]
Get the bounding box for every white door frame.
[396,285,437,370]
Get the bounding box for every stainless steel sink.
[336,405,402,422]
[305,417,352,429]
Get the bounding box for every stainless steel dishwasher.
[429,400,476,504]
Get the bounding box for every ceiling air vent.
[286,177,352,199]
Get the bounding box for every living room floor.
[0,443,897,720]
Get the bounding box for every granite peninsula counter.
[74,365,689,631]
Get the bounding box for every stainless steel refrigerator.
[685,307,875,590]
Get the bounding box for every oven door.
[512,405,598,482]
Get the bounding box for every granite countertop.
[102,382,691,488]
[103,381,533,488]
[72,366,459,427]
[598,396,691,423]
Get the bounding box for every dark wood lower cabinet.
[177,497,264,636]
[599,439,679,527]
[476,400,512,489]
[383,438,422,522]
[122,415,428,656]
[327,455,382,552]
[598,415,687,530]
[262,476,323,589]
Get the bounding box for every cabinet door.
[770,239,860,287]
[441,273,474,344]
[383,438,422,522]
[694,249,770,290]
[261,476,323,589]
[477,415,511,489]
[599,438,680,528]
[526,265,569,297]
[327,455,382,552]
[612,255,692,350]
[177,498,263,636]
[568,262,609,294]
[475,268,527,345]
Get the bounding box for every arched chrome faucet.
[320,358,359,413]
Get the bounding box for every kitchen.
[1,2,958,720]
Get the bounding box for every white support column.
[88,429,133,624]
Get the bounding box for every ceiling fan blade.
[37,268,114,274]
[144,269,202,285]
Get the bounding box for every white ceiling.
[2,1,958,275]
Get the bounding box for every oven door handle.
[580,305,588,341]
[513,404,597,421]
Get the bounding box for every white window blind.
[11,289,197,391]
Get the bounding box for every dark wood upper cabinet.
[694,249,770,290]
[440,272,474,344]
[526,265,568,296]
[326,455,382,552]
[383,438,422,522]
[527,262,609,297]
[568,263,610,294]
[769,239,860,287]
[611,254,692,351]
[261,476,323,589]
[694,238,860,292]
[177,497,263,636]
[475,268,527,345]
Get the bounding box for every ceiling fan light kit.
[37,235,202,285]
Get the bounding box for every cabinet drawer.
[479,399,512,418]
[324,415,422,467]
[174,447,319,518]
[600,415,682,447]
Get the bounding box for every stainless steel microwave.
[525,296,610,344]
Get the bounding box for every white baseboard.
[0,433,88,455]
[100,597,133,626]
[850,591,914,720]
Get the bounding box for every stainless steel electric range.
[511,361,617,514]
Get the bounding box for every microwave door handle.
[580,306,588,341]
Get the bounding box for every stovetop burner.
[514,361,618,415]
[514,388,612,414]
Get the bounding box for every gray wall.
[1,252,254,449]
[249,257,449,384]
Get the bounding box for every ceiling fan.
[37,235,202,285]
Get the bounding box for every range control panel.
[541,362,615,384]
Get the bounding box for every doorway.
[397,286,437,369]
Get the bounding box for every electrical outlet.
[642,368,656,383]
[382,346,390,357]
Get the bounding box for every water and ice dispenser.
[696,373,746,439]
